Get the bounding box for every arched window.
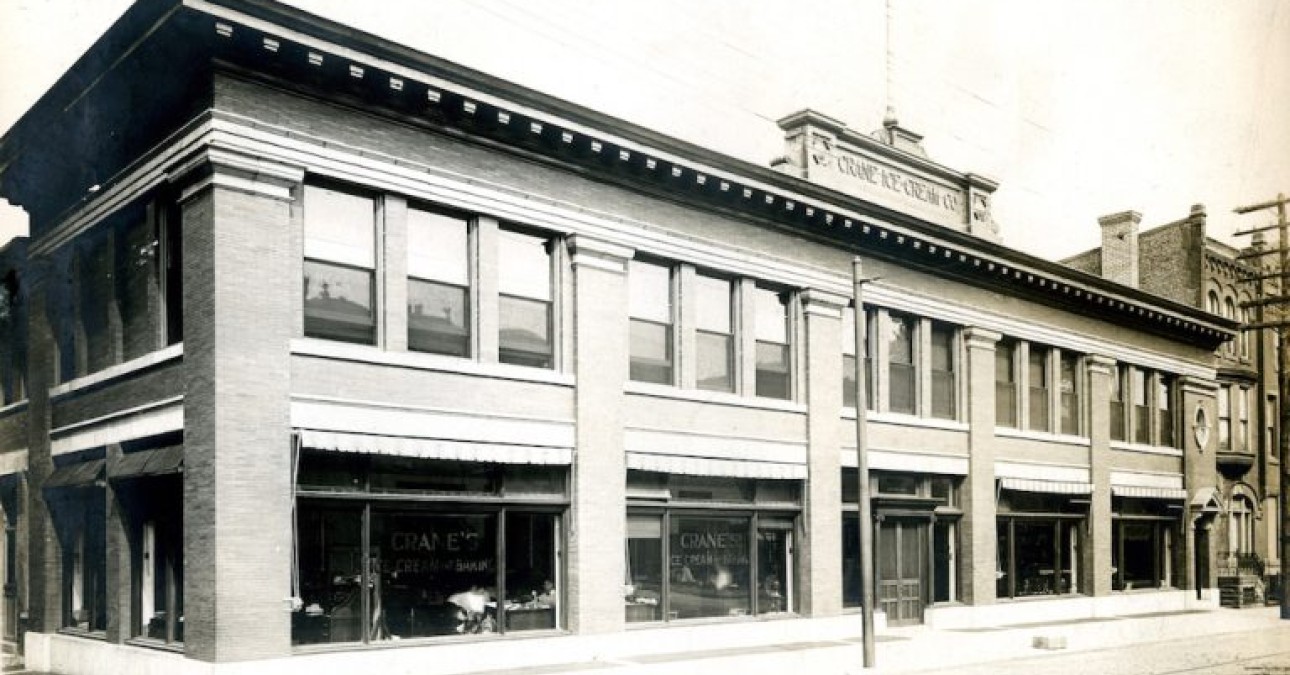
[1207,290,1221,315]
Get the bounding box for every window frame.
[302,182,380,346]
[406,204,473,359]
[497,225,557,370]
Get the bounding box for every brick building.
[0,1,1238,673]
[1064,205,1281,605]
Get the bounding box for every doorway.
[877,518,925,625]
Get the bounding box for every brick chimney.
[1098,210,1142,287]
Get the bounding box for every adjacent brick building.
[0,1,1240,673]
[1065,205,1281,605]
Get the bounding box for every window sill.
[49,343,184,401]
[291,339,575,387]
[292,628,567,654]
[994,428,1090,447]
[854,410,968,432]
[624,612,799,628]
[1109,441,1183,457]
[624,381,806,414]
[0,399,27,416]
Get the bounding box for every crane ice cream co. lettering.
[809,135,962,215]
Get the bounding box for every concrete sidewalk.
[455,607,1288,675]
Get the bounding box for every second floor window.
[930,323,955,420]
[887,314,915,415]
[695,273,734,393]
[1131,369,1149,444]
[1218,386,1231,451]
[754,286,791,400]
[1157,375,1174,447]
[1059,353,1080,436]
[1110,365,1126,442]
[407,207,471,357]
[1028,346,1050,431]
[498,228,554,369]
[303,184,377,345]
[841,306,874,410]
[995,340,1017,428]
[1238,386,1250,452]
[628,259,674,385]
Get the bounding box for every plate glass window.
[754,287,791,399]
[628,260,673,384]
[695,274,734,392]
[498,228,554,368]
[303,184,377,344]
[407,208,470,357]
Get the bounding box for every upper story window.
[303,184,377,345]
[841,306,875,410]
[887,313,916,415]
[1223,297,1237,355]
[695,273,734,393]
[628,259,674,385]
[1237,386,1250,452]
[407,206,471,357]
[1059,352,1081,435]
[995,339,1017,428]
[753,286,791,400]
[1157,375,1174,447]
[498,228,554,369]
[1110,364,1127,442]
[929,323,955,420]
[1131,368,1149,444]
[1217,385,1232,451]
[1028,346,1050,431]
[1239,303,1250,359]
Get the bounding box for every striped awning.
[626,452,807,480]
[999,477,1093,495]
[298,429,572,465]
[1111,485,1187,500]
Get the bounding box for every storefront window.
[127,474,184,644]
[625,472,798,622]
[1112,498,1180,591]
[292,453,566,645]
[52,484,108,632]
[996,491,1084,599]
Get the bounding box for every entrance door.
[756,523,793,614]
[877,519,925,625]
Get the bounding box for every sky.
[1,0,1288,261]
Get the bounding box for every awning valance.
[626,452,806,480]
[999,477,1093,495]
[299,429,572,465]
[112,445,184,480]
[44,459,105,489]
[1111,485,1187,500]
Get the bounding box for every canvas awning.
[999,477,1093,495]
[112,445,184,480]
[626,452,807,480]
[1111,485,1187,500]
[43,459,105,489]
[298,429,572,465]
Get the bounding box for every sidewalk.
[456,606,1288,675]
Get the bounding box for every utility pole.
[1233,193,1290,620]
[852,258,876,667]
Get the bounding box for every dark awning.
[111,445,183,480]
[43,459,105,489]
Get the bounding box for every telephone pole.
[1233,193,1290,619]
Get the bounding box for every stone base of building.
[25,614,870,675]
[924,589,1219,629]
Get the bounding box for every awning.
[112,445,184,480]
[999,477,1093,495]
[43,459,105,489]
[1111,485,1187,500]
[626,452,807,480]
[299,429,572,465]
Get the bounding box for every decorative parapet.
[778,109,999,241]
